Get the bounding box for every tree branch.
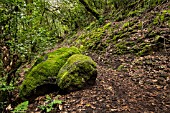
[79,0,100,20]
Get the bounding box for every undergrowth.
[67,0,169,56]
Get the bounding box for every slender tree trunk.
[25,0,34,62]
[79,0,100,20]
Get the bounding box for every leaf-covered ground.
[18,1,170,113]
[26,48,170,113]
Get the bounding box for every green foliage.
[0,76,15,111]
[153,15,160,25]
[1,0,167,81]
[0,77,15,92]
[123,21,135,29]
[0,60,3,78]
[0,0,168,112]
[12,101,29,113]
[143,0,164,8]
[54,0,95,30]
[0,0,71,87]
[38,95,62,112]
[153,9,169,25]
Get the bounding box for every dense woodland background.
[0,0,170,112]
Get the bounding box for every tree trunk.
[79,0,100,20]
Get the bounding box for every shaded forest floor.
[23,1,170,113]
[27,48,170,113]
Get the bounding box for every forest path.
[28,48,170,113]
[27,2,170,112]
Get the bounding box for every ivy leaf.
[53,99,62,105]
[12,101,29,112]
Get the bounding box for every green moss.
[76,22,113,51]
[103,22,111,30]
[122,22,130,29]
[127,0,138,8]
[82,29,104,50]
[115,14,123,21]
[115,41,136,54]
[148,31,157,38]
[85,21,96,30]
[128,10,140,17]
[117,64,124,71]
[78,33,87,40]
[137,44,151,56]
[126,42,135,46]
[155,35,161,42]
[153,15,159,25]
[57,54,97,90]
[122,21,136,30]
[19,47,80,98]
[115,41,128,54]
[162,10,170,14]
[138,22,143,29]
[31,55,48,70]
[160,14,165,22]
[127,8,145,17]
[153,11,168,25]
[112,35,119,41]
[116,42,127,49]
[91,31,103,38]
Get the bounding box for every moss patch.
[117,64,125,71]
[75,22,113,51]
[57,54,97,91]
[19,47,80,99]
[137,44,152,56]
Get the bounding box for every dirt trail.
[27,48,170,113]
[26,2,170,112]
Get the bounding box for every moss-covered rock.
[57,54,97,91]
[19,47,80,99]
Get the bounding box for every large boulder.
[57,54,97,91]
[19,47,80,99]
